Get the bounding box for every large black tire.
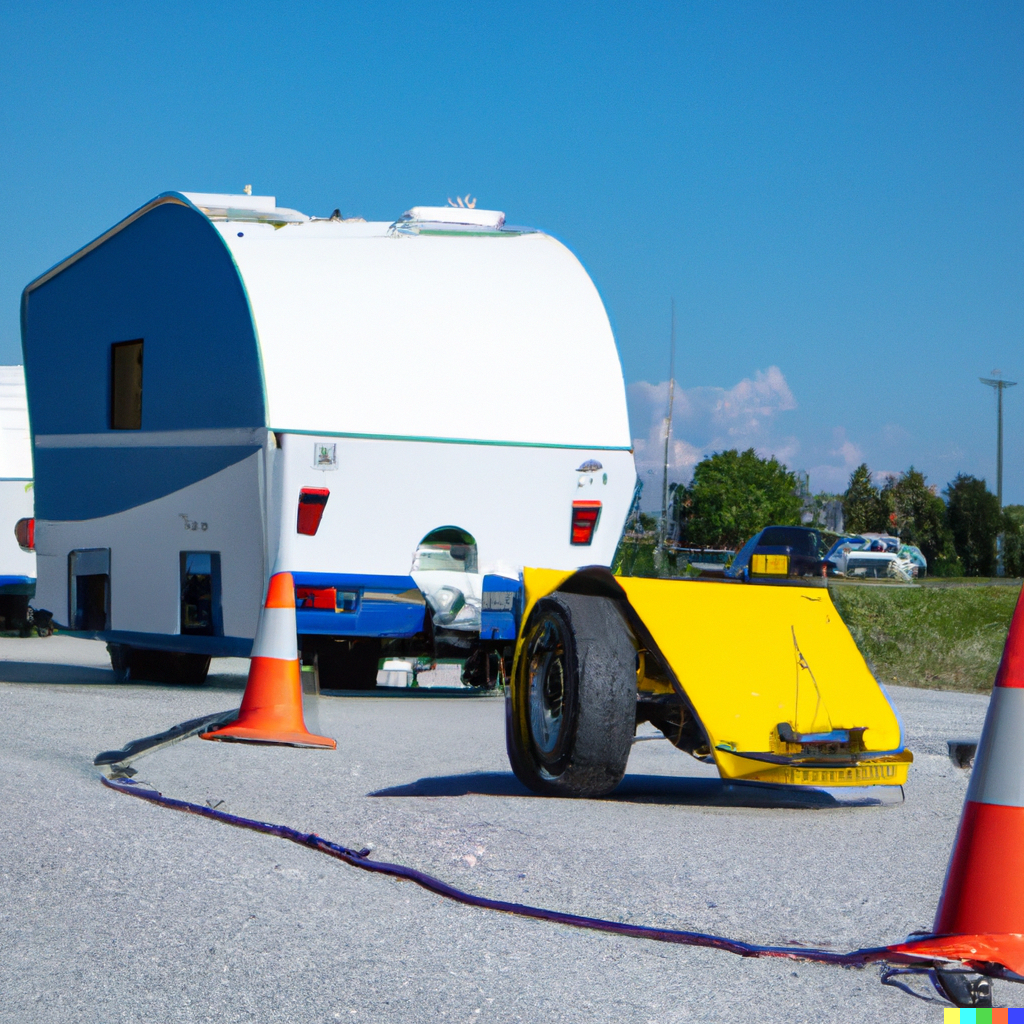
[107,644,211,686]
[310,638,381,690]
[506,592,635,797]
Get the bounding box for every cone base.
[200,724,336,749]
[892,932,1024,977]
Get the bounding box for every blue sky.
[2,2,1021,501]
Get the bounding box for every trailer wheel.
[107,645,211,686]
[506,592,635,797]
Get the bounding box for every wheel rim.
[526,615,569,761]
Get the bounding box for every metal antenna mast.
[660,300,677,551]
[980,370,1017,576]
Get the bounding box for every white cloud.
[628,366,800,503]
[806,429,864,494]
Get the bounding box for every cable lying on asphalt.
[94,710,238,776]
[99,772,1023,1006]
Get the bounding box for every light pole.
[980,371,1017,576]
[660,300,676,548]
[654,301,676,571]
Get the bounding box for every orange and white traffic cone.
[201,572,336,749]
[893,587,1024,975]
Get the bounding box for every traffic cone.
[200,572,336,749]
[894,586,1024,975]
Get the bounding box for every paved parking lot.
[0,634,1017,1021]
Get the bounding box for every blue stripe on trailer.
[291,572,419,589]
[292,572,426,638]
[33,445,259,521]
[0,575,35,596]
[295,604,426,638]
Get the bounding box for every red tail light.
[296,586,336,610]
[296,488,330,535]
[15,517,34,551]
[570,501,601,545]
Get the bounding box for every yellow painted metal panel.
[751,553,789,576]
[714,749,912,786]
[614,576,903,757]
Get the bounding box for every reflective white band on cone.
[250,606,299,662]
[967,686,1024,808]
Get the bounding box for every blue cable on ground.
[99,775,951,972]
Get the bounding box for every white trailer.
[0,366,35,627]
[21,193,635,685]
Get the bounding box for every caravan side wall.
[0,365,35,592]
[0,480,34,590]
[22,201,268,651]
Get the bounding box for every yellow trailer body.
[514,568,912,789]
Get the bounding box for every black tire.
[0,594,29,633]
[506,592,636,797]
[311,638,381,690]
[107,644,211,686]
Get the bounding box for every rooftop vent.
[182,192,309,225]
[401,206,505,230]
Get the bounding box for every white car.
[826,534,916,580]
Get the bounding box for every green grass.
[829,582,1021,693]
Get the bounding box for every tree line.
[668,448,1021,577]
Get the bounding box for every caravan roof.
[25,192,630,451]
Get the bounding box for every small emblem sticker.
[314,442,338,470]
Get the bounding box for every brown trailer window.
[110,339,143,429]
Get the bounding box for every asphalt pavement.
[0,634,1017,1022]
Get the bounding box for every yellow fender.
[516,567,912,788]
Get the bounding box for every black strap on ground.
[100,774,994,980]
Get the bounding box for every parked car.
[825,534,922,579]
[725,526,828,580]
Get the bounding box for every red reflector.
[14,517,34,551]
[295,586,336,610]
[296,488,330,535]
[570,501,601,545]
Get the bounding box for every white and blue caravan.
[21,192,635,686]
[0,366,35,626]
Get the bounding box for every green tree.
[674,448,801,548]
[842,464,884,534]
[946,474,1001,576]
[1002,505,1024,578]
[879,467,952,567]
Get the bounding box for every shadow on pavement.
[369,771,885,808]
[0,662,115,684]
[0,662,246,691]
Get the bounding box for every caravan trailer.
[20,193,635,686]
[0,366,35,626]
